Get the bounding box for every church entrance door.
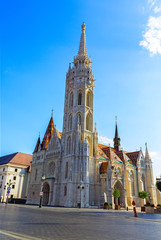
[43,182,50,205]
[113,180,124,207]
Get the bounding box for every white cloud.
[98,135,113,146]
[148,0,157,9]
[140,16,161,55]
[154,5,161,13]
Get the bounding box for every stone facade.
[27,23,158,208]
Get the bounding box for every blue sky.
[1,0,161,179]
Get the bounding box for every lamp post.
[39,175,45,208]
[2,185,6,203]
[78,184,84,208]
[6,180,12,204]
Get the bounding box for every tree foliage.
[139,191,148,199]
[113,189,120,199]
[156,182,161,192]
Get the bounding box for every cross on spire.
[51,108,54,117]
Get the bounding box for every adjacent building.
[0,152,32,202]
[27,23,158,208]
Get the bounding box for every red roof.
[0,152,32,167]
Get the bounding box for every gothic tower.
[113,117,121,151]
[60,23,98,207]
[145,143,157,205]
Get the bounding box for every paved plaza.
[0,204,161,240]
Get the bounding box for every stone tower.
[113,117,121,151]
[145,143,157,205]
[60,23,98,207]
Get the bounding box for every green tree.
[139,191,148,207]
[113,189,120,206]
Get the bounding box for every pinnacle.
[78,23,88,57]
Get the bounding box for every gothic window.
[64,185,67,196]
[142,174,146,191]
[86,91,91,107]
[78,92,82,105]
[140,160,144,167]
[77,113,81,126]
[48,162,55,175]
[68,114,72,131]
[86,113,91,131]
[65,162,68,179]
[35,169,37,181]
[69,92,73,107]
[67,136,71,154]
[130,171,135,196]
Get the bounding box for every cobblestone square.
[0,204,161,240]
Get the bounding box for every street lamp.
[78,184,84,208]
[6,180,12,204]
[2,185,6,203]
[39,175,45,208]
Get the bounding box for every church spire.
[78,22,88,57]
[145,142,151,161]
[113,117,121,151]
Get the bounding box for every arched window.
[86,113,91,131]
[69,92,73,107]
[130,171,135,196]
[78,92,82,105]
[64,186,67,196]
[142,174,146,191]
[35,169,37,181]
[77,113,81,126]
[86,91,91,107]
[65,162,68,179]
[67,137,71,155]
[68,114,72,131]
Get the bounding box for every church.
[27,23,157,208]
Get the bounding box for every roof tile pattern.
[0,152,32,167]
[41,117,54,150]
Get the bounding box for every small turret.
[113,117,121,151]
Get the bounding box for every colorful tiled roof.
[126,151,140,165]
[98,145,109,160]
[41,116,54,150]
[101,146,122,163]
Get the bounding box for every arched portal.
[113,180,124,206]
[42,182,50,205]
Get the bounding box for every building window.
[2,176,3,180]
[35,169,37,181]
[68,114,72,131]
[142,174,146,191]
[64,186,67,196]
[67,137,71,155]
[15,169,17,172]
[78,92,82,105]
[86,91,92,107]
[3,168,5,171]
[12,185,15,189]
[65,162,68,179]
[13,176,16,180]
[86,113,91,131]
[69,92,73,107]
